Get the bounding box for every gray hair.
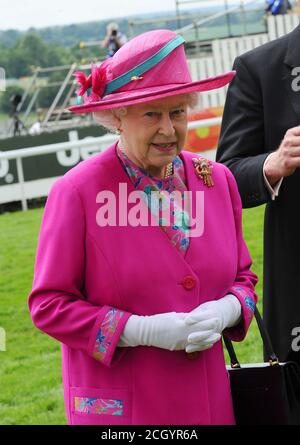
[106,22,118,33]
[93,92,200,134]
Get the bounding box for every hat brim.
[68,71,235,113]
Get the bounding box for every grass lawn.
[0,204,265,425]
[0,112,37,123]
[0,113,10,123]
[0,112,37,136]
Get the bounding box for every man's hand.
[264,125,300,186]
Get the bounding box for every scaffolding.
[5,62,100,137]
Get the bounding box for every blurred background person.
[102,22,127,58]
[265,0,292,15]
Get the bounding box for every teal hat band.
[103,35,185,97]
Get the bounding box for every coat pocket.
[70,387,132,425]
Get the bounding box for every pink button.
[182,275,196,290]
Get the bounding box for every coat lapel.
[283,25,300,122]
[179,150,206,264]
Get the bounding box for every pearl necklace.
[164,162,174,179]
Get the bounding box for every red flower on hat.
[91,63,107,98]
[73,71,92,96]
[73,60,109,102]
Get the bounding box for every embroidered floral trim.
[232,286,256,312]
[244,296,256,312]
[93,308,125,361]
[74,397,123,416]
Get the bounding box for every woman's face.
[116,95,189,178]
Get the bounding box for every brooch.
[192,157,214,187]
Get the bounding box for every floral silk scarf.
[116,144,191,256]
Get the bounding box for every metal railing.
[175,0,260,35]
[0,117,221,211]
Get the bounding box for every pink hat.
[69,29,235,113]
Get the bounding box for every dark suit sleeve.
[216,56,272,208]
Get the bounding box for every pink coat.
[28,143,258,425]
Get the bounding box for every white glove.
[184,294,242,353]
[118,311,215,351]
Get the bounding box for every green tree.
[14,33,49,72]
[1,33,74,78]
[45,44,73,67]
[36,70,69,109]
[0,85,25,114]
[0,29,21,48]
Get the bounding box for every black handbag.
[224,307,300,425]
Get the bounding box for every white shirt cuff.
[263,155,283,200]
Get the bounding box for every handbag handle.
[223,306,279,368]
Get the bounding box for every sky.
[0,0,244,31]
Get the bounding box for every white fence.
[187,13,300,108]
[267,12,300,40]
[0,118,220,211]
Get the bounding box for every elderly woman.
[28,29,257,425]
